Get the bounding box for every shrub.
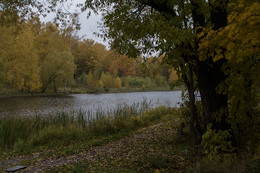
[125,76,156,88]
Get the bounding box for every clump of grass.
[0,100,177,152]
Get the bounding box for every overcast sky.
[39,0,108,47]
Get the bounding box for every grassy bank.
[0,101,177,154]
[1,106,259,172]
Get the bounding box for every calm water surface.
[0,91,182,118]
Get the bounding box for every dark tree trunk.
[142,0,235,145]
[197,0,229,129]
[42,87,47,93]
[191,1,236,148]
[196,59,229,130]
[182,63,202,145]
[190,0,229,126]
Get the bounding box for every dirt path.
[1,121,191,172]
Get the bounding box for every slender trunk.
[64,78,67,93]
[42,75,57,93]
[181,62,202,145]
[179,0,202,146]
[53,80,57,93]
[42,87,47,93]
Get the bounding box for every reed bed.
[0,100,175,151]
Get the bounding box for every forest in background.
[0,17,179,94]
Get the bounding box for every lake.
[0,91,182,118]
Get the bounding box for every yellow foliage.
[7,24,41,91]
[114,77,122,88]
[169,69,178,82]
[100,72,113,88]
[41,51,74,92]
[198,2,260,63]
[86,71,103,91]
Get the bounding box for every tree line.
[0,17,179,93]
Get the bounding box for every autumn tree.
[109,55,136,77]
[6,24,41,92]
[198,1,260,149]
[145,55,171,80]
[0,25,15,88]
[73,40,108,79]
[114,77,122,88]
[41,51,74,93]
[169,69,179,84]
[73,39,95,78]
[33,21,75,93]
[86,70,102,92]
[97,50,118,73]
[135,59,149,78]
[0,0,80,29]
[100,71,113,88]
[83,0,260,149]
[91,43,109,69]
[35,22,62,64]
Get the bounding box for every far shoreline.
[0,86,184,99]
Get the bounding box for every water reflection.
[0,91,182,118]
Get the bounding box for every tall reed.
[0,100,174,151]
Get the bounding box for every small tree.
[114,77,122,88]
[87,71,103,92]
[100,71,113,88]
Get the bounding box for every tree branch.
[138,0,176,20]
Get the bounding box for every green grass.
[0,100,176,154]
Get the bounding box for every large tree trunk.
[192,0,230,129]
[196,59,229,130]
[191,0,236,147]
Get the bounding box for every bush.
[125,76,156,88]
[192,154,260,173]
[79,73,87,85]
[155,74,165,87]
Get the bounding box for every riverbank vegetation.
[1,106,259,172]
[0,101,173,153]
